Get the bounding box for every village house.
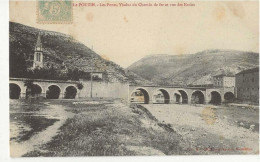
[235,67,259,103]
[212,74,235,87]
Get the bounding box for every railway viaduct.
[9,77,129,100]
[129,85,235,104]
[9,78,80,99]
[9,78,235,104]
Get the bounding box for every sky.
[10,1,259,68]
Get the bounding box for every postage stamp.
[37,0,73,24]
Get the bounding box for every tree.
[24,80,42,99]
[9,53,27,78]
[24,80,34,99]
[77,83,84,98]
[77,83,84,90]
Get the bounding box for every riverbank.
[10,99,192,156]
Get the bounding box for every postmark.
[37,0,73,24]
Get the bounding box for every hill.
[9,21,151,85]
[127,49,259,86]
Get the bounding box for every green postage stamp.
[37,0,73,24]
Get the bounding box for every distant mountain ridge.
[127,49,259,86]
[10,22,259,86]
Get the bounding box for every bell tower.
[33,33,43,69]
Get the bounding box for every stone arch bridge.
[129,85,235,104]
[9,78,235,104]
[9,78,80,99]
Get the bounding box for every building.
[92,72,103,80]
[235,67,259,103]
[32,33,64,69]
[213,74,235,87]
[33,33,43,68]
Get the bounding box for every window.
[36,53,41,62]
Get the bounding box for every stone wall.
[78,81,129,102]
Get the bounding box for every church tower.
[33,33,43,69]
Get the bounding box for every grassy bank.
[24,100,191,156]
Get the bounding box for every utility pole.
[90,45,93,98]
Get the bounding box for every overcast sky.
[10,1,259,68]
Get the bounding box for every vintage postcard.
[9,0,259,157]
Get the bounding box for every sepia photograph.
[6,0,259,158]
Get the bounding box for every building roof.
[213,73,235,77]
[36,33,42,47]
[92,71,104,73]
[236,67,259,75]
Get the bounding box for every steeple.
[33,32,43,69]
[35,33,42,51]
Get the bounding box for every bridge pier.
[169,99,175,104]
[187,97,191,104]
[59,93,63,99]
[41,92,46,98]
[221,95,225,103]
[20,92,26,99]
[204,99,211,104]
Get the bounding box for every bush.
[77,83,83,90]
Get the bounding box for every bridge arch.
[152,89,170,104]
[224,92,235,102]
[46,84,61,99]
[173,89,189,104]
[191,90,205,104]
[130,87,150,104]
[25,83,42,98]
[210,91,221,105]
[9,83,21,99]
[33,83,43,94]
[64,85,78,99]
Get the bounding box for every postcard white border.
[1,0,259,161]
